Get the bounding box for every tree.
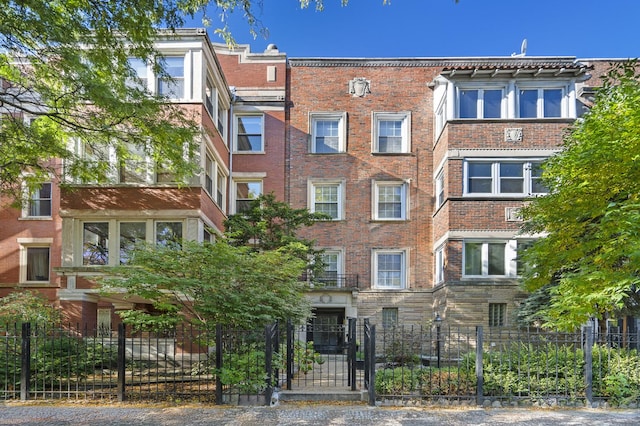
[519,61,640,330]
[224,193,330,277]
[101,240,312,330]
[0,290,62,329]
[0,0,352,205]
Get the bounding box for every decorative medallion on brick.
[504,127,523,142]
[348,77,371,97]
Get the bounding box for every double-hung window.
[372,112,410,153]
[310,112,346,153]
[373,181,407,220]
[518,87,563,118]
[217,96,227,139]
[464,160,548,196]
[458,88,503,118]
[463,240,521,278]
[235,115,264,152]
[318,250,342,287]
[27,183,52,217]
[373,249,407,289]
[235,180,262,213]
[309,180,344,220]
[127,58,148,91]
[83,222,110,266]
[204,78,215,117]
[119,222,146,264]
[24,246,50,283]
[157,56,185,99]
[119,143,148,183]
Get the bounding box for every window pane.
[464,242,482,275]
[156,222,182,248]
[120,222,146,264]
[377,253,402,287]
[377,185,402,219]
[468,162,492,193]
[83,222,109,265]
[378,120,403,152]
[519,89,538,118]
[530,162,548,193]
[29,183,52,216]
[314,184,339,219]
[236,181,261,212]
[127,58,148,90]
[543,89,562,117]
[499,163,524,193]
[26,247,49,281]
[236,116,263,151]
[488,243,505,275]
[314,120,340,153]
[157,56,184,98]
[483,90,502,118]
[459,89,478,118]
[382,308,398,328]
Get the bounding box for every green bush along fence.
[2,321,639,406]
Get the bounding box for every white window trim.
[462,239,518,278]
[233,114,265,153]
[372,249,408,289]
[371,111,411,153]
[372,180,408,221]
[456,86,507,119]
[155,53,188,100]
[77,219,184,267]
[232,177,264,214]
[309,112,347,154]
[17,238,53,284]
[308,179,345,221]
[516,82,568,118]
[463,158,547,197]
[435,244,445,285]
[435,170,445,209]
[20,181,53,219]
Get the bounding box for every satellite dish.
[511,39,528,57]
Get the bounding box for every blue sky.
[191,0,639,59]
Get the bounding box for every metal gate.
[279,318,369,391]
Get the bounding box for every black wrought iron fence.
[2,321,639,407]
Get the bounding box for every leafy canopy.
[0,0,352,205]
[101,240,312,330]
[519,61,640,330]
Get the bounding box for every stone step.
[277,389,368,403]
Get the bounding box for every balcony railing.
[300,273,359,289]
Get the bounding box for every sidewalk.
[1,402,639,426]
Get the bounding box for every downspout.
[228,86,236,216]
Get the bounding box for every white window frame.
[118,221,147,265]
[309,112,347,154]
[516,84,567,118]
[18,238,52,284]
[435,244,445,285]
[77,219,184,266]
[372,180,408,221]
[234,114,264,153]
[372,249,407,289]
[22,182,52,218]
[317,249,344,287]
[457,86,506,119]
[463,159,548,196]
[463,240,518,278]
[204,77,215,119]
[372,112,411,153]
[435,170,445,209]
[308,179,345,220]
[156,55,186,99]
[233,179,263,214]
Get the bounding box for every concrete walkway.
[1,402,639,425]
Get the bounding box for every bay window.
[464,160,548,196]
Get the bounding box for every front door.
[308,308,345,354]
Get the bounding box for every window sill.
[19,217,53,221]
[233,151,265,155]
[371,152,413,156]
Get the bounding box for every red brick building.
[0,29,620,332]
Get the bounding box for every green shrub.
[592,345,640,405]
[375,367,418,395]
[415,368,476,396]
